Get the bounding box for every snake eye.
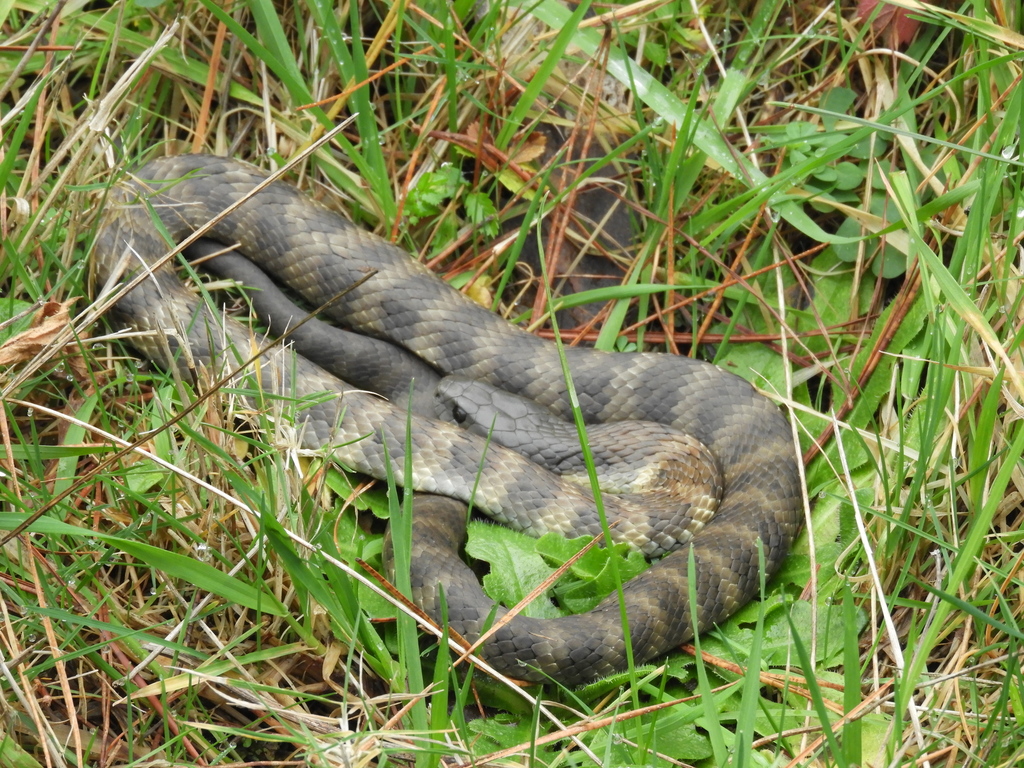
[452,404,468,424]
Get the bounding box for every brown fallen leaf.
[0,298,82,367]
[464,121,548,166]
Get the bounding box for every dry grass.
[2,0,1023,766]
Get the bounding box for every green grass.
[3,0,1024,765]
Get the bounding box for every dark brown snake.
[92,155,803,687]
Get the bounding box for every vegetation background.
[1,0,1022,766]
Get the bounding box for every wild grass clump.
[1,0,1022,765]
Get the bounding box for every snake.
[92,154,803,687]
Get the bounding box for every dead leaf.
[508,131,548,165]
[0,298,81,367]
[857,0,923,47]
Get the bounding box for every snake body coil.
[93,155,803,687]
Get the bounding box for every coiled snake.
[92,155,803,687]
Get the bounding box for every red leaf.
[857,0,922,47]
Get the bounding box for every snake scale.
[92,155,803,687]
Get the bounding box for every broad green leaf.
[535,533,646,613]
[464,521,562,618]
